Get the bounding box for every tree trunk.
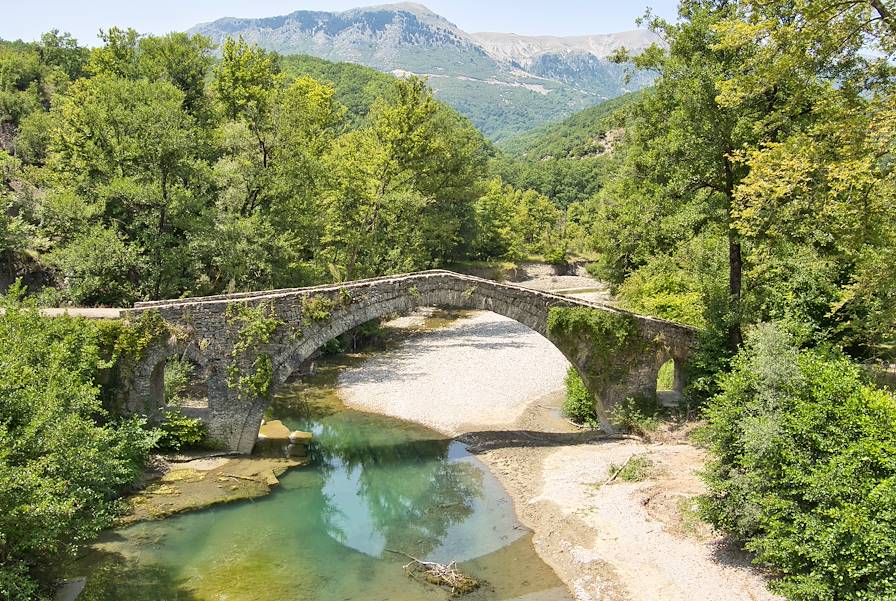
[727,230,743,352]
[870,0,896,35]
[725,158,743,352]
[153,171,169,300]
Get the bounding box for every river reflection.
[276,378,521,563]
[72,365,572,601]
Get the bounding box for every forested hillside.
[499,92,642,159]
[489,92,641,208]
[279,55,395,124]
[0,29,570,307]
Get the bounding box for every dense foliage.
[703,324,896,600]
[0,292,158,599]
[564,0,896,379]
[0,31,568,306]
[561,367,597,426]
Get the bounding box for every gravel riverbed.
[334,298,783,601]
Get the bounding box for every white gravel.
[337,311,571,434]
[531,443,784,601]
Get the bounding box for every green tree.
[471,178,516,259]
[591,0,841,353]
[49,75,207,302]
[703,323,896,600]
[86,27,141,79]
[715,0,896,355]
[0,294,157,598]
[36,29,87,80]
[321,76,485,279]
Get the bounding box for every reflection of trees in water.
[277,385,485,558]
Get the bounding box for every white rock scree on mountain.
[188,2,659,140]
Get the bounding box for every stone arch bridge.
[122,270,697,453]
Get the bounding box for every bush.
[156,409,207,451]
[702,323,896,600]
[0,293,157,597]
[163,356,193,403]
[562,367,598,426]
[609,396,661,436]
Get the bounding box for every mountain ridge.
[188,3,658,140]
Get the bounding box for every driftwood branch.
[385,549,481,595]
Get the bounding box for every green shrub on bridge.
[546,307,644,387]
[702,324,896,600]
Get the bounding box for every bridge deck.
[128,270,697,331]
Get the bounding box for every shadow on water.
[68,548,202,601]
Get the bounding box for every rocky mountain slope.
[189,3,659,140]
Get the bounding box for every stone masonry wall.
[124,270,698,453]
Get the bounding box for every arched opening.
[656,357,685,406]
[162,353,208,419]
[235,300,586,454]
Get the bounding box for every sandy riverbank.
[336,308,783,601]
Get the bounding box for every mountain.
[189,3,659,141]
[499,91,643,159]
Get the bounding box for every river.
[70,355,573,601]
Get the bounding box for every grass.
[610,396,662,437]
[607,454,655,482]
[676,496,712,540]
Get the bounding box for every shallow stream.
[73,361,572,601]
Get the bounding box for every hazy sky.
[0,1,680,45]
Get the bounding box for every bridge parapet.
[123,271,697,452]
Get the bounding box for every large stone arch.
[125,271,697,453]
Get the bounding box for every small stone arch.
[125,336,212,421]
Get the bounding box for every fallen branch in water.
[386,549,481,595]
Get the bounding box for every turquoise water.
[75,370,572,601]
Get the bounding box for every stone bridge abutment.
[122,270,697,453]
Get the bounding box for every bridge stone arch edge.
[124,270,698,453]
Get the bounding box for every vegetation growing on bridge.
[300,295,336,322]
[225,303,283,400]
[547,307,647,388]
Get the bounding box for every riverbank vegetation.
[0,292,158,598]
[703,325,896,600]
[0,0,895,598]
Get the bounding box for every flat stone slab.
[289,430,313,443]
[258,420,290,441]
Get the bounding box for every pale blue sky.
[0,1,680,45]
